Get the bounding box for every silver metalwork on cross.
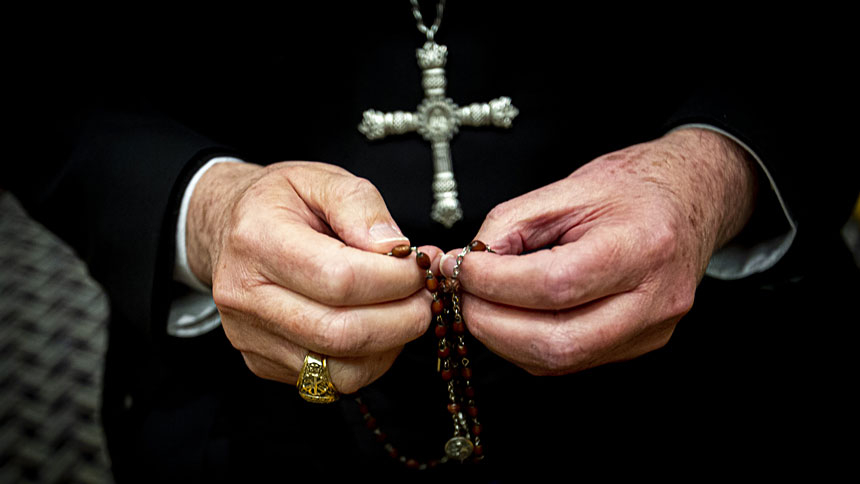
[358,41,519,228]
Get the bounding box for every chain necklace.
[358,0,519,228]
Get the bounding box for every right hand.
[186,161,439,394]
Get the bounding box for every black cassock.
[9,3,859,481]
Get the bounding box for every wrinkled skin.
[187,128,755,388]
[440,128,756,375]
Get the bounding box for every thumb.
[288,163,410,253]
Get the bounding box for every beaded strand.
[355,241,491,469]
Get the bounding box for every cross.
[358,41,519,228]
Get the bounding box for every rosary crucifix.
[358,5,518,228]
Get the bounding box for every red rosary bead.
[415,251,431,269]
[469,240,487,252]
[425,274,439,291]
[391,244,413,258]
[431,299,445,315]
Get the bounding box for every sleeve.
[663,60,859,282]
[6,103,236,342]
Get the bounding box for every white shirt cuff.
[169,156,244,337]
[671,123,797,280]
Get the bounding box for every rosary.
[357,0,515,469]
[355,240,492,469]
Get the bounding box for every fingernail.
[369,223,408,244]
[440,252,457,277]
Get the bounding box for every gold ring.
[297,351,340,404]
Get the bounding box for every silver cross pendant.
[358,41,519,228]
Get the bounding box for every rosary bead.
[432,299,445,315]
[442,279,460,294]
[452,321,465,334]
[473,445,484,457]
[464,386,475,398]
[472,424,482,436]
[425,274,439,291]
[416,251,432,269]
[467,406,478,418]
[434,323,447,338]
[406,459,419,469]
[391,244,413,258]
[469,240,487,252]
[447,403,460,414]
[460,367,472,379]
[366,417,377,429]
[456,345,468,357]
[441,369,453,381]
[437,345,450,358]
[358,403,370,415]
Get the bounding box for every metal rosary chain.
[410,0,446,41]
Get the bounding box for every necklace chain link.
[410,0,446,41]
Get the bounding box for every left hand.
[440,128,757,375]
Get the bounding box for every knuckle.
[313,309,365,355]
[211,278,241,311]
[316,259,358,304]
[644,222,679,264]
[531,332,582,376]
[485,201,515,225]
[542,263,578,308]
[338,176,381,203]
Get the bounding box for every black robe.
[8,3,858,481]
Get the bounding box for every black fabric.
[7,4,858,482]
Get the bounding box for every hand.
[441,128,757,375]
[187,161,439,393]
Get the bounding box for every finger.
[440,225,650,310]
[220,283,433,358]
[470,176,606,255]
[238,222,443,306]
[239,345,403,395]
[284,163,411,254]
[461,292,677,376]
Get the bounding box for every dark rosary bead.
[456,345,468,357]
[441,278,460,294]
[469,240,487,252]
[434,323,447,338]
[460,367,472,379]
[452,321,465,334]
[431,299,445,315]
[416,251,431,269]
[406,459,419,469]
[441,369,453,381]
[425,274,439,292]
[391,244,413,258]
[472,424,482,436]
[467,406,478,418]
[366,417,377,429]
[447,403,460,414]
[464,386,475,398]
[437,345,450,358]
[473,445,484,457]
